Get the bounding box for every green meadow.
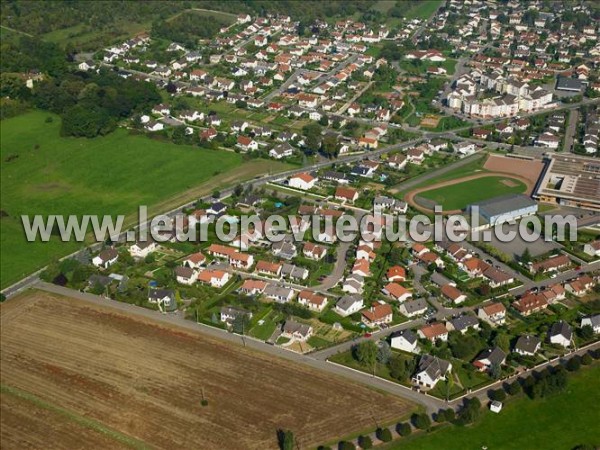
[0,111,290,287]
[418,176,527,211]
[388,364,600,450]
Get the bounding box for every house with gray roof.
[399,298,428,318]
[281,320,313,342]
[390,330,419,353]
[412,355,452,389]
[514,335,542,356]
[334,295,364,317]
[446,315,480,334]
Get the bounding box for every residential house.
[418,322,449,342]
[197,270,230,288]
[237,136,259,152]
[289,172,317,190]
[361,301,393,327]
[514,335,542,356]
[256,260,282,277]
[92,248,118,269]
[129,240,158,258]
[548,321,573,348]
[399,298,428,318]
[413,355,452,389]
[473,347,506,372]
[220,306,252,324]
[334,295,364,317]
[335,186,359,203]
[441,284,467,304]
[303,242,327,260]
[446,315,480,334]
[297,290,328,312]
[240,279,268,296]
[382,283,412,302]
[565,275,595,296]
[386,266,406,283]
[478,303,506,326]
[148,288,177,312]
[281,320,313,342]
[390,329,419,353]
[581,315,600,334]
[174,266,198,285]
[264,284,295,303]
[513,294,548,316]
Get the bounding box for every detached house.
[413,355,452,389]
[281,320,313,342]
[289,172,317,190]
[399,298,428,318]
[473,347,506,372]
[391,329,419,353]
[237,136,259,152]
[197,270,230,288]
[129,240,158,258]
[335,295,364,317]
[382,283,412,302]
[174,266,198,285]
[240,279,268,296]
[418,322,448,342]
[297,290,328,312]
[548,321,573,348]
[478,302,506,326]
[514,335,542,356]
[92,248,118,269]
[335,186,359,203]
[441,284,467,305]
[361,301,393,327]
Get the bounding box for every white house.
[289,172,317,190]
[548,321,572,348]
[390,330,419,353]
[581,315,600,334]
[128,240,158,258]
[334,295,364,317]
[412,355,452,389]
[174,266,198,285]
[92,248,118,269]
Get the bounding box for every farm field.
[388,364,600,450]
[0,291,414,449]
[0,111,293,288]
[417,175,528,211]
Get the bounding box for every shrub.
[358,435,372,449]
[507,381,522,396]
[200,399,208,407]
[412,413,431,430]
[338,441,355,450]
[581,353,593,365]
[376,428,393,442]
[396,422,412,436]
[566,356,581,372]
[490,389,507,402]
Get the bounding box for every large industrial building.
[468,194,538,227]
[534,154,600,211]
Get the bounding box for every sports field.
[417,175,528,211]
[388,364,600,450]
[0,111,292,288]
[0,291,414,449]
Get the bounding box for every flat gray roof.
[470,194,537,217]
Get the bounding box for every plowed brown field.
[1,292,413,450]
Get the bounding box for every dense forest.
[151,13,232,48]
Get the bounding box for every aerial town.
[1,1,599,449]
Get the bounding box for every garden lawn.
[0,111,291,287]
[389,364,600,450]
[418,176,527,211]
